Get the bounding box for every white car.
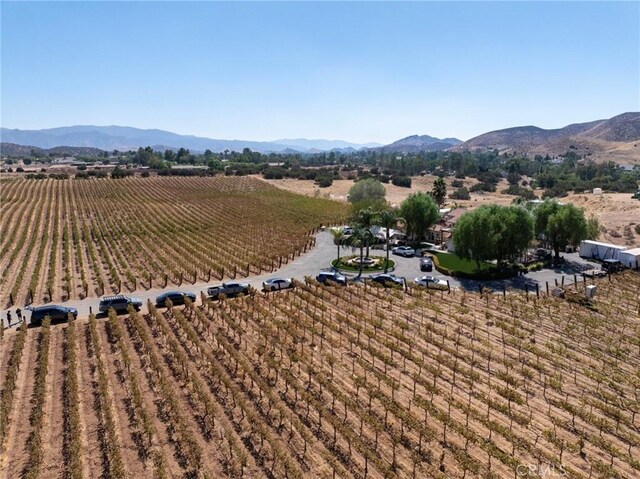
[414,276,448,289]
[262,278,294,292]
[392,246,415,257]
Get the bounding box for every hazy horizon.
[2,1,639,144]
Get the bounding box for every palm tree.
[376,209,401,272]
[354,207,376,258]
[432,177,447,207]
[330,228,345,268]
[346,226,375,278]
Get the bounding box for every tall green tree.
[376,209,401,272]
[454,205,534,271]
[432,177,447,207]
[399,193,439,241]
[348,178,386,206]
[535,201,590,259]
[453,207,495,272]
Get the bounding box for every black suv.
[28,305,78,326]
[316,271,348,285]
[367,273,405,288]
[420,257,433,272]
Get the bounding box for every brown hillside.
[458,112,640,164]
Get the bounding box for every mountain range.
[371,135,462,153]
[0,126,381,154]
[457,112,640,163]
[1,112,639,163]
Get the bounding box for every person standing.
[6,311,12,327]
[15,308,22,323]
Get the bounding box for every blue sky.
[1,1,639,143]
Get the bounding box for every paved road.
[0,231,600,328]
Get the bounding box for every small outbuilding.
[579,240,626,260]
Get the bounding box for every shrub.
[315,174,333,188]
[635,224,640,235]
[450,187,471,200]
[391,176,412,188]
[111,166,133,179]
[263,167,285,179]
[141,171,150,178]
[470,182,497,193]
[501,185,536,200]
[451,179,464,188]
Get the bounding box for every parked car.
[316,271,348,285]
[420,257,433,272]
[414,275,448,290]
[262,278,294,292]
[367,273,405,288]
[392,246,415,257]
[207,282,250,299]
[155,291,197,307]
[27,305,78,326]
[99,295,143,313]
[342,226,354,236]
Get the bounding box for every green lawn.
[431,251,495,274]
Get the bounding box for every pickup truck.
[206,282,250,299]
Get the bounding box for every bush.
[451,179,464,188]
[263,167,285,179]
[542,186,569,199]
[315,174,333,188]
[77,164,87,171]
[75,172,89,179]
[16,167,24,173]
[391,176,412,188]
[450,187,471,200]
[635,224,640,235]
[141,171,150,178]
[501,185,536,200]
[378,175,390,184]
[111,166,133,179]
[470,182,497,193]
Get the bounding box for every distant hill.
[0,142,105,157]
[373,135,462,153]
[457,112,640,163]
[0,125,381,154]
[274,138,382,151]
